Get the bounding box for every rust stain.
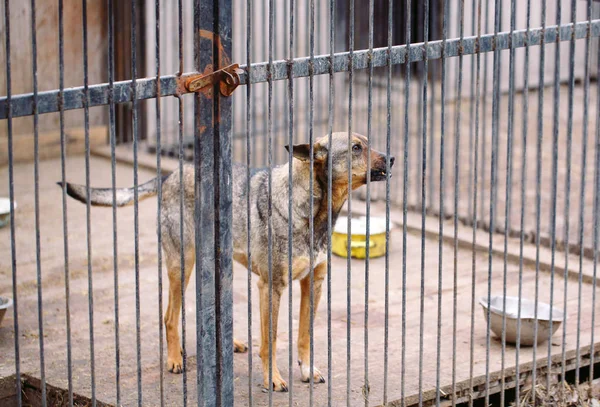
[182,64,241,99]
[174,31,238,130]
[198,29,231,67]
[174,31,234,98]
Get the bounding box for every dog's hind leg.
[164,248,195,374]
[258,276,287,392]
[297,261,327,384]
[231,253,250,354]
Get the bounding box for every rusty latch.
[184,63,243,97]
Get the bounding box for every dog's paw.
[262,371,288,392]
[166,346,185,374]
[262,378,289,393]
[167,356,184,374]
[299,361,326,384]
[233,339,248,353]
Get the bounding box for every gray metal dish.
[479,296,564,346]
[0,198,16,229]
[0,296,13,327]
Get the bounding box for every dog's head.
[286,132,395,190]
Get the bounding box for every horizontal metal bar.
[0,74,177,119]
[0,20,598,119]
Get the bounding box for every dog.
[59,132,394,392]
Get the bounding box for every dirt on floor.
[515,380,600,407]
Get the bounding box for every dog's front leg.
[297,261,327,384]
[257,277,287,392]
[164,251,195,374]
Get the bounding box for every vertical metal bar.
[250,1,258,168]
[308,0,315,401]
[416,70,423,208]
[170,3,177,151]
[195,0,217,401]
[468,0,482,405]
[164,2,171,150]
[176,0,189,403]
[214,0,234,401]
[283,4,290,162]
[383,0,392,402]
[451,0,465,404]
[346,0,354,403]
[467,0,476,222]
[560,0,577,389]
[130,0,143,403]
[415,0,424,210]
[267,0,275,399]
[194,0,234,402]
[418,0,430,403]
[57,0,73,404]
[492,0,504,234]
[327,0,335,404]
[272,0,279,166]
[364,0,374,402]
[478,0,490,225]
[494,0,503,236]
[450,0,460,208]
[500,0,517,403]
[428,19,436,216]
[3,2,21,406]
[546,0,562,394]
[196,0,207,406]
[590,20,600,389]
[81,1,96,405]
[262,0,268,164]
[435,0,448,402]
[154,0,165,404]
[316,0,323,141]
[532,0,548,396]
[194,0,204,400]
[576,0,593,386]
[107,0,121,404]
[401,0,411,404]
[30,0,46,404]
[246,0,254,402]
[514,0,531,403]
[484,0,501,403]
[286,0,294,402]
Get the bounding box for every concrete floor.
[0,154,599,407]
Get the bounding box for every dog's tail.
[57,176,166,207]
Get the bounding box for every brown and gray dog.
[60,132,394,392]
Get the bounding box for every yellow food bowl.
[332,216,388,259]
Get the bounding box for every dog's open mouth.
[370,168,390,181]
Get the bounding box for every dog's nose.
[389,156,395,167]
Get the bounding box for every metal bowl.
[0,198,16,229]
[479,296,564,346]
[0,296,13,327]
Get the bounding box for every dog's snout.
[389,156,395,167]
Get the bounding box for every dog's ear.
[285,144,311,162]
[285,144,328,162]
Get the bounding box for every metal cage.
[1,0,600,406]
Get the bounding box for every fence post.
[193,0,234,404]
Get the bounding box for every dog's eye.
[352,144,362,153]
